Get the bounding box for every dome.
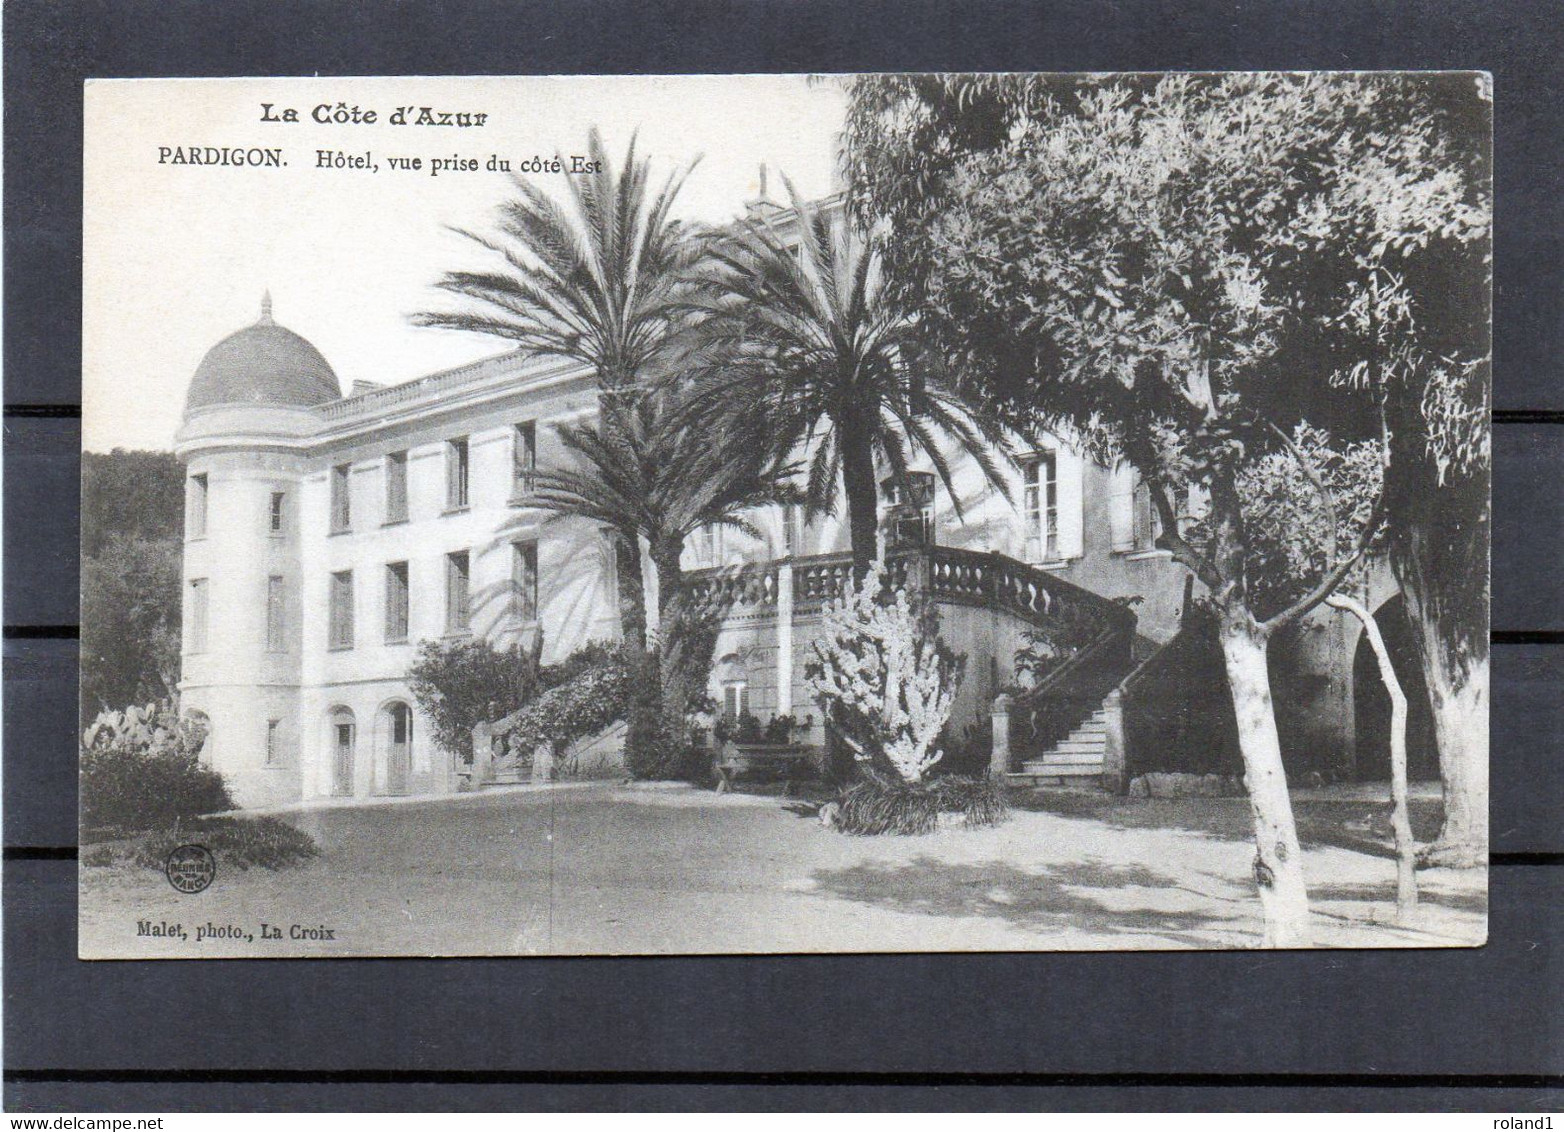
[185,295,341,412]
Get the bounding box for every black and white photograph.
[77,72,1492,957]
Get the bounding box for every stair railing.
[469,708,548,788]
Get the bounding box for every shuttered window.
[385,451,408,523]
[512,541,539,623]
[329,570,354,649]
[385,562,410,643]
[446,438,470,510]
[513,422,537,497]
[330,464,352,532]
[445,551,470,633]
[188,474,208,538]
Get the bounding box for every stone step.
[1052,738,1108,755]
[1021,759,1103,776]
[1007,771,1105,791]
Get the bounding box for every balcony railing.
[685,544,1133,637]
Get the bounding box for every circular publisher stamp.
[164,844,216,894]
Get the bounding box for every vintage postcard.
[79,74,1491,956]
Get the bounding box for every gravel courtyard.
[79,782,1486,957]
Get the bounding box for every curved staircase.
[1011,703,1112,787]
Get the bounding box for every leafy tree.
[81,534,183,721]
[845,72,1493,869]
[82,448,185,555]
[80,449,187,723]
[407,638,541,758]
[1280,78,1492,866]
[684,188,1015,581]
[841,73,1490,945]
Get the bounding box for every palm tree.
[683,188,1016,580]
[521,390,801,774]
[415,128,707,646]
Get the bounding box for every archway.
[379,701,414,796]
[328,706,356,797]
[1353,595,1439,782]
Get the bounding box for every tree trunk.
[1396,552,1489,868]
[1419,647,1490,869]
[614,534,647,650]
[1218,612,1314,948]
[1328,594,1418,918]
[838,415,881,581]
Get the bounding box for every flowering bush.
[806,563,964,783]
[80,700,233,835]
[507,658,634,755]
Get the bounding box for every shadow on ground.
[808,855,1247,947]
[1010,791,1446,861]
[1309,881,1488,915]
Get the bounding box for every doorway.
[331,710,356,796]
[385,702,413,795]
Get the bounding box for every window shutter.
[1109,464,1136,553]
[1056,447,1085,560]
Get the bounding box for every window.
[385,451,408,523]
[445,551,470,633]
[512,540,539,622]
[697,524,723,568]
[1023,453,1060,562]
[385,561,410,643]
[881,473,936,547]
[266,575,286,652]
[187,578,209,653]
[330,464,352,532]
[722,680,749,723]
[188,474,209,538]
[329,570,355,649]
[1110,465,1163,555]
[512,422,537,497]
[1132,480,1161,552]
[265,719,281,766]
[269,491,285,534]
[446,438,470,510]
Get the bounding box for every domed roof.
[185,294,341,412]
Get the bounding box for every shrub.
[806,562,965,783]
[80,701,233,835]
[833,773,1010,836]
[133,817,320,872]
[408,638,541,757]
[81,843,118,868]
[507,654,633,754]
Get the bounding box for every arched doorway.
[329,707,356,797]
[381,702,414,796]
[1353,595,1439,782]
